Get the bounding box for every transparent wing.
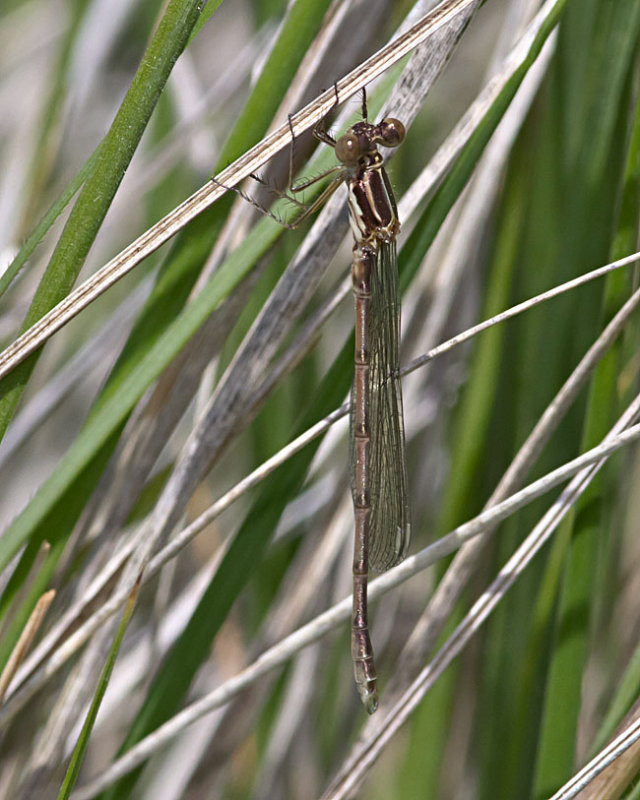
[350,239,411,573]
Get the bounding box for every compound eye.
[379,118,405,147]
[335,133,361,165]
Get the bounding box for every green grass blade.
[0,0,332,664]
[100,342,353,799]
[533,1,640,794]
[57,577,140,800]
[591,640,640,757]
[7,2,640,795]
[0,152,95,300]
[399,0,568,292]
[0,214,280,572]
[15,0,91,243]
[96,18,569,778]
[0,0,205,441]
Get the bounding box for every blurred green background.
[0,0,639,798]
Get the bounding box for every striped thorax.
[334,118,405,248]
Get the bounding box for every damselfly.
[229,91,411,713]
[288,92,411,714]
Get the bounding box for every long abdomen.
[350,243,378,714]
